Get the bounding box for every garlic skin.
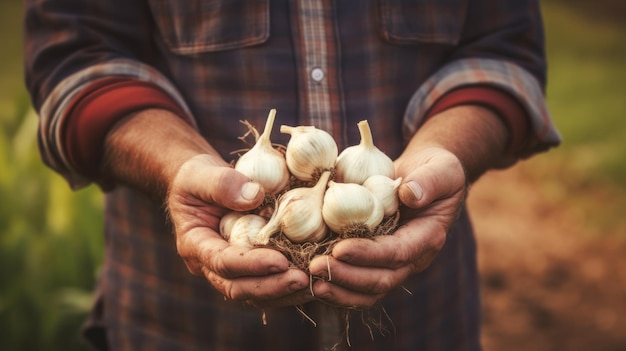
[280,125,338,182]
[253,171,331,245]
[235,109,290,194]
[322,181,384,235]
[219,211,245,240]
[228,214,267,248]
[362,175,403,216]
[334,120,395,184]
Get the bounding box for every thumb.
[397,155,466,210]
[207,167,266,211]
[172,155,265,211]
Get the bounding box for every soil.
[468,161,626,351]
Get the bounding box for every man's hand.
[103,109,314,308]
[308,147,467,308]
[168,154,314,307]
[307,105,508,308]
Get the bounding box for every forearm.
[396,105,509,183]
[101,108,227,200]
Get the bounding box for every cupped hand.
[308,147,467,308]
[167,154,313,307]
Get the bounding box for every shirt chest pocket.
[148,0,270,55]
[378,0,467,45]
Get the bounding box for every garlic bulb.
[228,214,267,248]
[322,181,384,236]
[235,109,290,194]
[280,125,338,182]
[219,211,245,240]
[362,175,403,216]
[334,120,394,184]
[253,171,331,245]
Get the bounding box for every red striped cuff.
[424,86,530,154]
[62,78,188,179]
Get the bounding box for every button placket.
[311,67,325,82]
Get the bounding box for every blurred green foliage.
[1,2,103,350]
[0,100,103,350]
[542,1,626,186]
[0,0,624,350]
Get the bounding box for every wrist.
[101,109,225,199]
[62,78,191,180]
[400,105,508,182]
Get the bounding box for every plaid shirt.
[25,0,560,350]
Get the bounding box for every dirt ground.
[468,161,626,351]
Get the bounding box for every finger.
[177,227,289,278]
[206,267,311,301]
[311,279,386,309]
[312,218,446,274]
[396,152,466,210]
[175,155,266,211]
[309,255,411,296]
[209,246,293,278]
[247,288,316,309]
[309,236,409,271]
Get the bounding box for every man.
[25,0,560,350]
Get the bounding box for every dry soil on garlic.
[468,161,626,351]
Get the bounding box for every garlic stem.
[357,120,375,149]
[259,109,276,143]
[279,124,298,134]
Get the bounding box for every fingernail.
[406,181,423,201]
[241,182,260,201]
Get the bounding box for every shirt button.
[311,67,325,82]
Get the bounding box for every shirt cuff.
[62,78,189,179]
[423,85,530,155]
[402,58,561,165]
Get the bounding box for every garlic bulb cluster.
[220,213,267,248]
[228,111,403,247]
[219,211,245,241]
[254,171,331,245]
[363,175,403,216]
[234,109,290,194]
[322,181,384,236]
[335,120,394,184]
[280,125,338,182]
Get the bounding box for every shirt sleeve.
[402,0,561,165]
[423,85,530,156]
[24,0,196,189]
[62,78,190,181]
[403,59,561,165]
[36,60,195,189]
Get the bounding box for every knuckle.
[372,275,395,294]
[433,231,447,251]
[388,245,412,269]
[206,269,241,300]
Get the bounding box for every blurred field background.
[1,0,624,350]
